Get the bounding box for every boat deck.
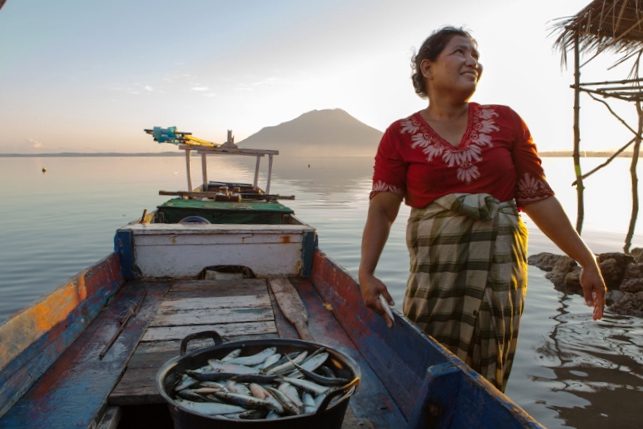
[0,277,405,428]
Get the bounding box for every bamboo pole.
[573,34,585,234]
[624,95,642,254]
[185,148,193,191]
[201,152,208,191]
[253,155,261,188]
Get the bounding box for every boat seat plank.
[166,278,268,298]
[0,280,171,429]
[142,320,277,341]
[291,277,407,428]
[159,294,272,311]
[150,306,275,326]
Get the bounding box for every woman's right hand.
[359,272,395,328]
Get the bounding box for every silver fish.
[226,346,277,366]
[258,352,282,369]
[249,383,269,400]
[265,386,302,415]
[302,392,317,414]
[287,359,350,386]
[261,351,300,373]
[300,352,329,372]
[220,348,242,361]
[211,390,278,411]
[278,382,303,407]
[207,359,260,374]
[174,374,199,392]
[265,392,285,414]
[175,399,245,416]
[176,389,208,401]
[266,410,281,420]
[197,381,227,390]
[281,376,329,395]
[238,409,269,419]
[379,294,395,325]
[265,351,308,375]
[191,386,225,395]
[288,352,330,378]
[226,380,251,396]
[248,383,284,414]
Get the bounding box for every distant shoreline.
[0,151,640,158]
[0,152,182,158]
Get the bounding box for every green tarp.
[156,198,294,224]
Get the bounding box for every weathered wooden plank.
[268,284,299,340]
[0,253,124,418]
[109,366,164,405]
[166,279,268,298]
[269,278,311,339]
[150,306,274,326]
[127,338,214,358]
[0,280,171,429]
[127,333,281,370]
[159,294,271,311]
[142,321,278,342]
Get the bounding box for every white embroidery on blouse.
[517,173,551,202]
[371,180,403,195]
[400,106,499,184]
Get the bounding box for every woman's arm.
[358,192,403,327]
[522,196,606,320]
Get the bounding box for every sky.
[0,0,639,153]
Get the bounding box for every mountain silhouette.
[239,109,382,156]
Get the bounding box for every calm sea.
[1,155,642,428]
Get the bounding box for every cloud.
[26,138,44,149]
[144,85,154,92]
[191,86,209,92]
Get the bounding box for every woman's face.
[421,35,482,100]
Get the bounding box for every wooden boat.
[0,140,545,428]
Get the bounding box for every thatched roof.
[553,0,643,64]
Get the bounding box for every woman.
[358,26,606,391]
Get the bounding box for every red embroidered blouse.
[370,103,554,209]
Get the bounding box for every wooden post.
[266,154,274,194]
[201,152,208,191]
[625,99,642,253]
[573,33,585,234]
[185,148,193,191]
[253,155,261,188]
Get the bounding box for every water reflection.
[510,277,643,429]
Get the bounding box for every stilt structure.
[553,0,643,252]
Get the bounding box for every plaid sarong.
[403,193,528,391]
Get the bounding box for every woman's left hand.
[523,197,607,321]
[579,264,607,320]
